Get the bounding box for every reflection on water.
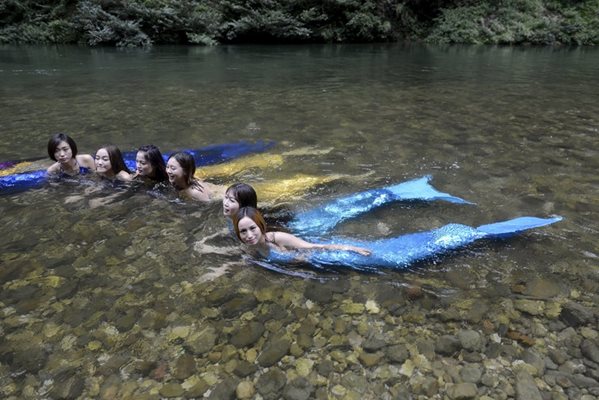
[0,44,598,398]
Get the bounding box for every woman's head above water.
[223,183,257,218]
[166,152,196,189]
[48,133,78,162]
[95,144,130,178]
[136,144,167,182]
[233,207,267,244]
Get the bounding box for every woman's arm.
[274,232,371,256]
[319,243,371,256]
[47,162,60,174]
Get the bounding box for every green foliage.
[0,0,597,46]
[427,0,599,45]
[74,1,151,47]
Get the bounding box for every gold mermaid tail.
[195,153,284,179]
[253,174,347,203]
[0,161,34,177]
[194,150,365,203]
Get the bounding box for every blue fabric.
[1,140,275,195]
[59,166,90,177]
[265,216,562,271]
[288,175,473,236]
[0,170,47,194]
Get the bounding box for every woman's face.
[95,148,112,174]
[54,141,73,164]
[223,190,240,217]
[166,158,185,186]
[237,216,262,245]
[135,151,154,177]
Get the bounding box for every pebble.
[4,244,599,400]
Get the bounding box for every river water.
[0,44,598,399]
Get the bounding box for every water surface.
[0,44,597,399]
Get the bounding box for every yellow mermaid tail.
[193,148,366,204]
[0,161,36,177]
[195,153,284,179]
[253,174,346,204]
[193,147,334,179]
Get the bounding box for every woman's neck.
[173,178,189,191]
[61,158,78,172]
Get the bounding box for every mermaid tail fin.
[477,216,563,238]
[290,175,472,235]
[299,216,563,271]
[387,175,473,204]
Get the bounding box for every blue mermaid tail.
[288,175,473,236]
[121,140,275,171]
[266,216,562,271]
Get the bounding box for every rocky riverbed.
[2,247,599,400]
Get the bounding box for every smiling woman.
[94,144,133,181]
[233,206,371,257]
[166,152,225,202]
[134,144,168,183]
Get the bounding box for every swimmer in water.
[95,145,133,181]
[223,182,257,219]
[166,152,224,202]
[47,133,95,176]
[233,206,371,257]
[133,144,168,183]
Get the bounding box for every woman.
[233,207,371,258]
[134,144,168,183]
[223,183,258,219]
[166,152,223,202]
[95,145,133,181]
[47,133,95,176]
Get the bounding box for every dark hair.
[226,183,258,208]
[98,145,130,174]
[233,207,267,242]
[168,152,196,187]
[138,144,168,182]
[48,133,78,161]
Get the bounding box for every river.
[0,44,598,399]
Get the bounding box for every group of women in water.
[47,133,219,201]
[46,133,372,259]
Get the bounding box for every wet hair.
[138,144,168,182]
[168,152,196,187]
[97,144,130,174]
[233,207,267,242]
[226,183,258,208]
[47,133,78,161]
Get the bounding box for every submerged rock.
[560,303,595,327]
[256,368,287,399]
[230,321,265,347]
[257,337,291,367]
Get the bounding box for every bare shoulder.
[47,162,60,174]
[272,231,304,246]
[77,154,96,169]
[116,170,134,182]
[189,185,212,202]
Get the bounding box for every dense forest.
[1,0,598,47]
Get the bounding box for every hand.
[345,246,371,256]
